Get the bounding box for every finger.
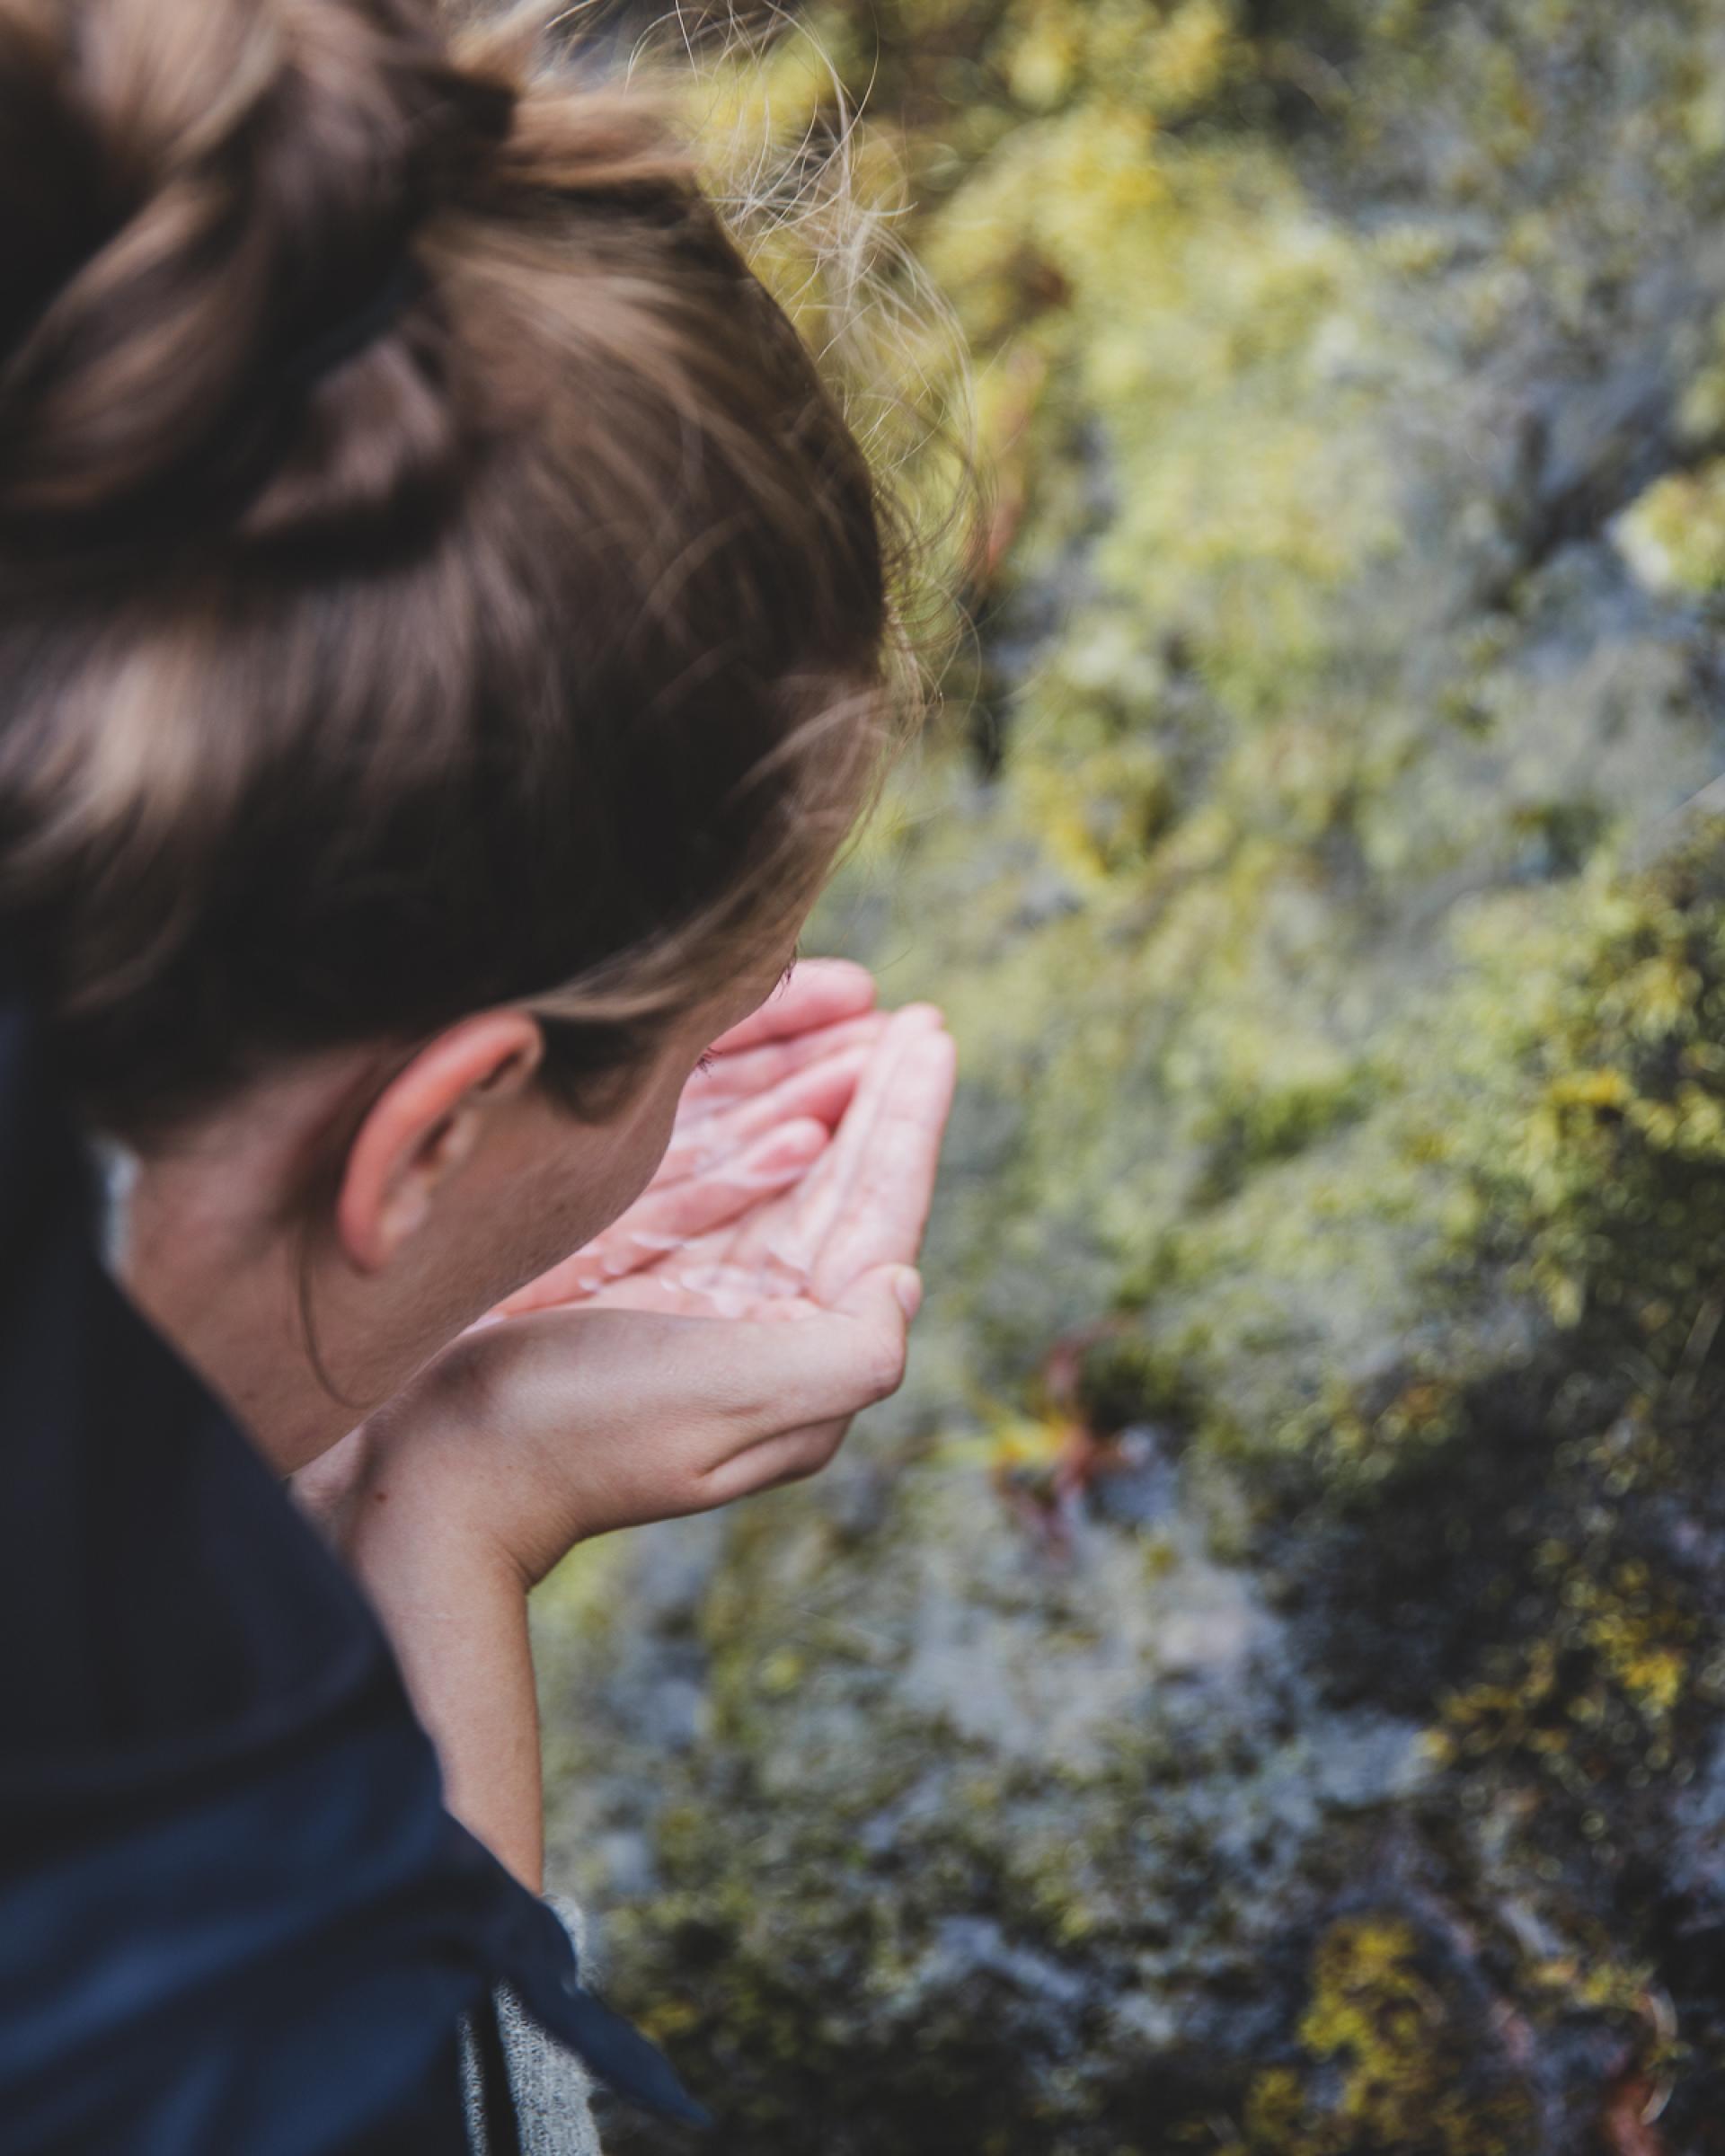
[655,1042,872,1184]
[498,1118,828,1314]
[677,1022,929,1296]
[692,1266,919,1499]
[578,1271,723,1317]
[642,1012,944,1297]
[590,1115,826,1269]
[809,1028,957,1300]
[731,1263,921,1429]
[735,1006,947,1283]
[703,959,876,1056]
[529,1113,827,1298]
[696,1417,848,1505]
[678,1011,889,1118]
[649,1262,781,1320]
[655,1026,914,1294]
[641,1204,802,1305]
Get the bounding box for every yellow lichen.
[1614,460,1725,596]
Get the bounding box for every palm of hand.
[497,967,954,1331]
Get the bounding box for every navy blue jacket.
[0,980,702,2153]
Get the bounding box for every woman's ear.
[335,1012,545,1274]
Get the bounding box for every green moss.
[1287,1915,1531,2153]
[1616,460,1725,596]
[546,4,1725,2147]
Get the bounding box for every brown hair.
[0,0,918,1137]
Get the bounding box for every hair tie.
[279,256,428,393]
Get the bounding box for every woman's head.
[0,0,931,1441]
[0,0,897,1128]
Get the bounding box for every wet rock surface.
[537,4,1725,2148]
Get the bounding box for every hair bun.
[0,0,512,555]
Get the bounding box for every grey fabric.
[84,1130,138,1276]
[461,1895,603,2156]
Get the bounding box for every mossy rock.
[538,3,1725,2147]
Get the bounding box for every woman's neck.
[123,1140,356,1476]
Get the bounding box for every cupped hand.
[497,957,888,1317]
[349,1001,956,1586]
[573,1001,953,1323]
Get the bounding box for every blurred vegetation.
[537,4,1725,2149]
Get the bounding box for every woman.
[0,1,959,2149]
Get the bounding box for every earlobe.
[333,1012,544,1275]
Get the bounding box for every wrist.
[333,1346,526,1579]
[333,1447,546,1887]
[340,1442,526,1612]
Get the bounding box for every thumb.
[763,1264,921,1427]
[836,1261,923,1327]
[827,1261,922,1401]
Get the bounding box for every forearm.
[342,1483,545,1888]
